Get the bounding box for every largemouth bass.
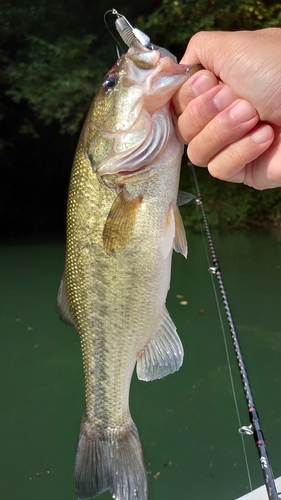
[57,31,195,500]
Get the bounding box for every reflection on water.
[0,230,281,500]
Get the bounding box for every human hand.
[173,29,281,189]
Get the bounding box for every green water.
[1,231,281,500]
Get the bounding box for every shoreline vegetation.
[180,162,281,231]
[1,0,281,236]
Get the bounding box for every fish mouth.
[126,51,191,114]
[117,164,149,176]
[102,164,152,187]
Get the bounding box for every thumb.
[180,31,238,81]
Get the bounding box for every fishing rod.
[189,161,279,500]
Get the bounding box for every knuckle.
[189,31,206,46]
[207,159,226,180]
[205,120,227,145]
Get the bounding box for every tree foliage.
[1,0,281,237]
[179,163,281,231]
[2,0,281,137]
[141,0,281,47]
[6,34,98,134]
[0,0,119,138]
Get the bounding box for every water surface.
[1,230,281,500]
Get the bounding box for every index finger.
[179,31,235,77]
[173,69,218,116]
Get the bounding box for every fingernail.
[250,125,273,144]
[213,86,237,111]
[192,74,215,96]
[229,100,257,123]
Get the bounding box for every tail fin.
[74,416,148,500]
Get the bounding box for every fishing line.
[188,161,279,500]
[103,9,124,56]
[190,169,254,495]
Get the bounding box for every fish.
[57,33,196,500]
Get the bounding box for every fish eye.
[102,74,117,93]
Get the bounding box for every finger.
[179,30,281,125]
[206,124,274,185]
[187,98,260,165]
[244,129,281,189]
[179,31,236,79]
[177,84,238,143]
[173,69,218,116]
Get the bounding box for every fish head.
[84,44,190,183]
[89,43,189,132]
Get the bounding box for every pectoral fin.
[57,276,74,326]
[173,206,188,258]
[103,189,142,255]
[136,308,184,381]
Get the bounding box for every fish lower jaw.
[102,164,152,187]
[116,163,150,176]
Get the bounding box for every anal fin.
[136,308,184,381]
